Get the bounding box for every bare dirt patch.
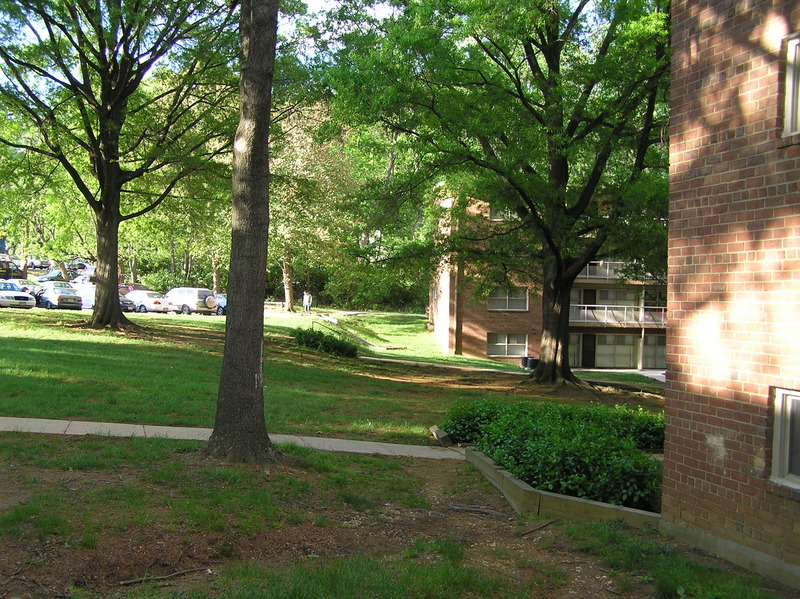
[0,453,622,598]
[2,447,798,599]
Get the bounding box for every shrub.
[441,401,664,512]
[439,401,505,444]
[293,328,359,358]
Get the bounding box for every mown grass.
[336,312,526,372]
[0,311,788,599]
[2,309,625,445]
[0,434,430,544]
[162,552,524,599]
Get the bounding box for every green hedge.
[293,328,359,358]
[441,401,664,512]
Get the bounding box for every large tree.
[0,0,238,328]
[203,0,281,466]
[326,0,670,383]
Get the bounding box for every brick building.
[664,0,800,587]
[428,201,667,369]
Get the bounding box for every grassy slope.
[0,311,517,444]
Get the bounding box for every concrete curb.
[0,417,466,461]
[466,448,660,529]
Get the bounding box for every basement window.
[771,387,800,489]
[487,333,527,357]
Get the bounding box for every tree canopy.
[323,0,670,382]
[0,0,239,327]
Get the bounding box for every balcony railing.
[569,304,667,326]
[577,261,659,281]
[578,261,627,279]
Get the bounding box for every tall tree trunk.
[281,242,295,312]
[212,254,223,294]
[129,254,138,284]
[531,256,581,385]
[204,0,280,467]
[89,209,130,328]
[56,261,69,281]
[183,253,192,281]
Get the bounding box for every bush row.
[293,328,360,358]
[441,401,664,512]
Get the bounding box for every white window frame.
[486,332,527,357]
[784,35,800,136]
[771,387,800,489]
[487,287,528,311]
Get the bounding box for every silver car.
[164,287,218,315]
[35,281,83,310]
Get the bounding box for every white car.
[71,274,95,286]
[4,278,38,294]
[73,285,137,312]
[0,281,36,309]
[126,290,171,313]
[74,284,96,310]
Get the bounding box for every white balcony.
[569,304,667,326]
[577,261,659,281]
[578,261,626,279]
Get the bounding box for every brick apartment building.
[664,0,800,587]
[428,201,667,370]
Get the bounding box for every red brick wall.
[455,280,543,362]
[666,0,800,581]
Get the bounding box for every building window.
[784,35,800,136]
[487,332,527,357]
[487,287,528,311]
[597,289,638,306]
[772,387,800,488]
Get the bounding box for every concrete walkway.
[0,416,466,461]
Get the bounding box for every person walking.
[302,290,313,312]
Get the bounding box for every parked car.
[37,267,77,283]
[26,257,50,269]
[118,283,152,295]
[126,290,172,313]
[34,281,82,310]
[0,281,35,309]
[71,275,96,286]
[4,278,38,294]
[0,259,23,280]
[118,293,135,312]
[75,285,96,310]
[74,284,137,312]
[214,294,227,315]
[164,287,217,315]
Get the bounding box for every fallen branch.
[445,503,506,519]
[518,519,560,536]
[119,567,212,587]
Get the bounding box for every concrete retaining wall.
[466,448,661,529]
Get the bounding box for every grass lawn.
[0,309,661,444]
[0,310,794,599]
